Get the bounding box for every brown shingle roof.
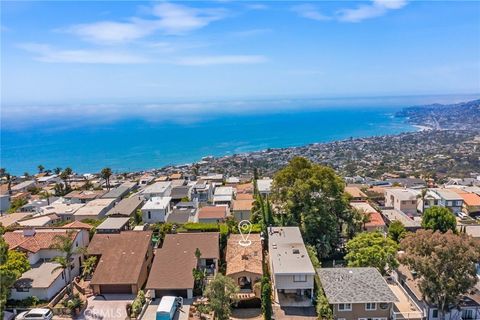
[226,234,262,276]
[4,229,78,253]
[236,193,254,200]
[198,206,227,220]
[232,199,254,212]
[88,231,152,286]
[62,220,92,229]
[146,232,219,290]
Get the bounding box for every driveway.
[273,306,317,320]
[231,308,262,320]
[82,294,135,320]
[141,298,192,320]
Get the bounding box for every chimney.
[23,228,36,237]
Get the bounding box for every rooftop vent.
[293,249,300,254]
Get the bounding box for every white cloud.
[292,4,331,21]
[63,2,228,44]
[18,43,148,64]
[338,0,407,22]
[293,0,407,23]
[175,55,267,66]
[151,2,227,35]
[245,4,269,10]
[65,20,156,45]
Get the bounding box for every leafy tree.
[388,221,407,243]
[7,198,28,213]
[316,286,333,320]
[306,245,321,269]
[37,164,45,173]
[203,274,238,320]
[345,232,398,275]
[101,167,113,190]
[81,256,97,279]
[400,230,480,320]
[421,206,457,233]
[54,167,62,175]
[270,157,348,258]
[0,232,30,318]
[261,276,272,320]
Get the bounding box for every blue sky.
[1,0,479,109]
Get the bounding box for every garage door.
[100,284,132,294]
[155,289,188,298]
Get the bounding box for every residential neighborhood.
[1,158,480,320]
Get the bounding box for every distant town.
[1,99,480,320]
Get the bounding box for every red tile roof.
[4,229,78,253]
[198,206,227,220]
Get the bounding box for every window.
[293,275,307,282]
[432,309,438,318]
[148,211,151,219]
[338,303,352,311]
[462,309,474,320]
[365,303,376,310]
[379,303,389,310]
[16,287,29,292]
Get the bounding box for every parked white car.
[16,309,53,320]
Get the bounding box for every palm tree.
[417,188,428,213]
[50,231,85,293]
[40,190,53,205]
[101,168,112,190]
[60,167,73,192]
[54,167,62,175]
[37,165,45,173]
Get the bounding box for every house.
[213,186,234,206]
[226,234,262,295]
[20,198,59,213]
[73,198,115,221]
[415,190,441,213]
[199,174,224,184]
[139,174,155,186]
[170,185,192,204]
[142,182,172,200]
[345,186,368,201]
[169,173,182,180]
[64,190,107,204]
[5,228,89,301]
[36,175,61,186]
[257,179,273,197]
[18,214,61,227]
[268,227,315,307]
[11,180,36,193]
[396,264,480,320]
[318,267,398,320]
[350,202,386,233]
[381,209,422,231]
[448,189,480,216]
[191,181,213,203]
[87,231,153,294]
[0,212,32,227]
[38,199,85,221]
[166,202,198,224]
[431,189,464,214]
[146,232,219,299]
[235,182,254,194]
[385,188,418,215]
[101,181,136,201]
[141,197,172,223]
[198,206,227,223]
[0,194,10,214]
[232,199,254,221]
[95,217,130,233]
[106,196,144,217]
[237,193,254,200]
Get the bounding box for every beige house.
[226,234,262,295]
[318,267,398,320]
[232,199,254,221]
[268,227,315,307]
[385,188,418,215]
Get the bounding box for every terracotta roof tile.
[226,234,262,276]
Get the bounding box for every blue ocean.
[0,105,415,175]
